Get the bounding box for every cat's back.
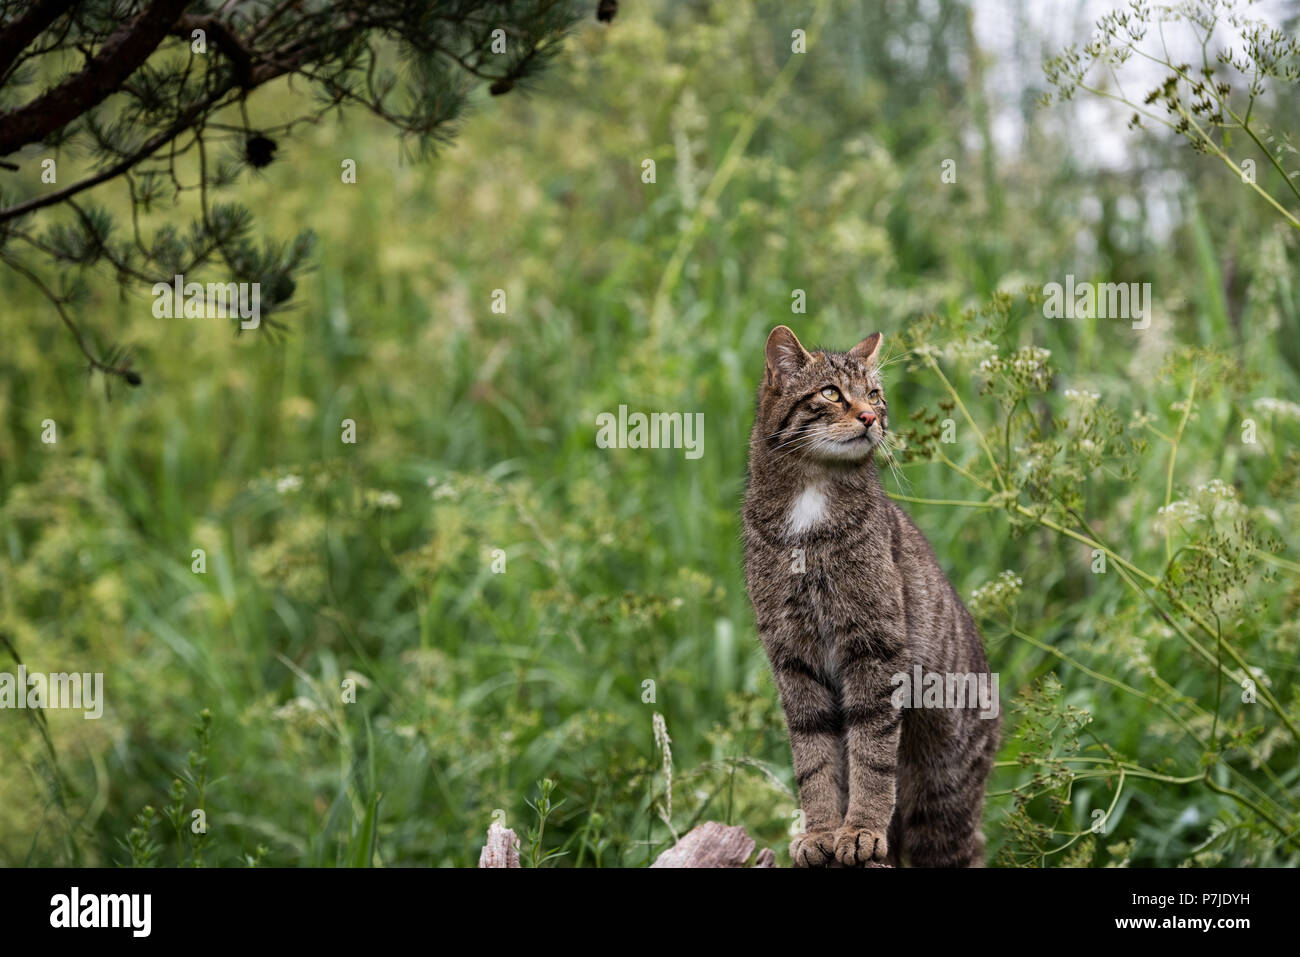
[882,496,989,666]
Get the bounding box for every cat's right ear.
[764,325,811,386]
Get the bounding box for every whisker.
[767,424,821,442]
[768,434,829,462]
[767,426,827,453]
[876,439,911,493]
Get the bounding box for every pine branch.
[0,0,589,383]
[171,13,255,89]
[0,249,137,382]
[0,0,78,82]
[0,92,233,223]
[0,0,190,157]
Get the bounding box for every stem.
[916,444,1300,747]
[1074,80,1300,231]
[1004,397,1021,481]
[1126,40,1300,211]
[998,757,1300,851]
[1,252,133,380]
[1008,621,1295,814]
[1007,626,1201,745]
[926,355,1007,492]
[1163,373,1197,563]
[888,493,995,510]
[1202,775,1300,852]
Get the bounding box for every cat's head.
[755,325,888,464]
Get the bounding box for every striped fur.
[743,326,998,868]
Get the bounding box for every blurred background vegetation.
[2,0,1299,867]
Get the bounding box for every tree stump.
[651,821,769,868]
[478,818,886,867]
[478,821,521,868]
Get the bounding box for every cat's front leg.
[834,630,904,867]
[767,643,845,867]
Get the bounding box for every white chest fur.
[787,484,828,535]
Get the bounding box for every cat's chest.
[763,483,891,606]
[781,482,871,542]
[786,484,831,536]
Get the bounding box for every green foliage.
[1043,0,1300,231]
[899,290,1300,865]
[523,778,568,867]
[0,0,586,380]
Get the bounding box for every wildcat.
[743,326,999,868]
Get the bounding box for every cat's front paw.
[789,830,837,868]
[833,825,888,867]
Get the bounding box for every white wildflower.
[1196,479,1236,499]
[1011,346,1051,372]
[1154,499,1202,534]
[1253,397,1300,421]
[970,570,1023,617]
[942,338,998,364]
[981,346,1052,390]
[367,490,402,510]
[1194,479,1245,521]
[274,695,318,720]
[1241,665,1273,690]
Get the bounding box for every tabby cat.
[743,326,999,868]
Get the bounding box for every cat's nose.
[858,410,877,428]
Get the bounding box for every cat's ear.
[849,331,884,366]
[765,325,811,384]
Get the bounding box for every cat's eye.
[868,389,881,400]
[820,386,841,401]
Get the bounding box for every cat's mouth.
[841,432,878,451]
[812,429,880,461]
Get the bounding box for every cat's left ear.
[764,325,812,385]
[849,332,883,366]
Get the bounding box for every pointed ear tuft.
[765,325,811,384]
[849,331,883,366]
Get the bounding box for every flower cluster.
[1154,498,1204,534]
[1155,479,1246,535]
[978,345,1053,397]
[970,570,1024,619]
[941,337,998,365]
[1253,397,1300,421]
[365,489,402,511]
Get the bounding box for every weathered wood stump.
[478,821,521,868]
[478,819,887,867]
[651,821,770,868]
